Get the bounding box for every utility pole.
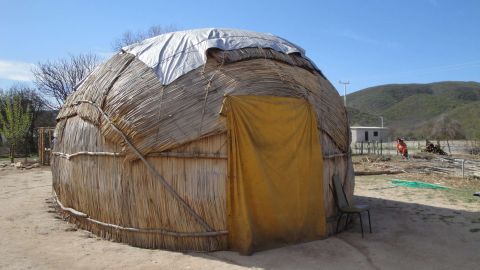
[380,116,384,128]
[339,80,350,107]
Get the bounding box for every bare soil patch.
[0,161,479,269]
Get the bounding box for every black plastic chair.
[332,174,372,237]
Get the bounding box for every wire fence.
[351,140,480,179]
[351,140,480,156]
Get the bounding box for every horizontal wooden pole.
[75,100,216,233]
[323,153,347,159]
[53,191,228,237]
[53,191,88,217]
[53,151,347,160]
[355,170,404,176]
[52,151,124,160]
[147,152,227,159]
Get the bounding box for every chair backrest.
[332,174,350,209]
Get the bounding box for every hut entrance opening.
[224,96,327,254]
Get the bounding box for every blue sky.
[0,0,479,94]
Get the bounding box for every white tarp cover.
[122,28,309,85]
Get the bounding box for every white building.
[351,126,389,143]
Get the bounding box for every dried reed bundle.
[52,47,353,251]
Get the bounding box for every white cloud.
[0,59,34,81]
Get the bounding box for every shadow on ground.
[190,195,480,270]
[1,169,479,270]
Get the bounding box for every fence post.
[361,142,363,155]
[462,159,465,178]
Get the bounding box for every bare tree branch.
[32,54,99,109]
[112,25,178,51]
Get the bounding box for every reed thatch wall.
[52,47,353,251]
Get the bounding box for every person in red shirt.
[396,138,409,159]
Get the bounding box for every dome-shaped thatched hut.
[52,28,354,254]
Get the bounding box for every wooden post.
[37,127,55,166]
[38,129,42,165]
[47,129,52,165]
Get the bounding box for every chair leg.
[358,212,364,238]
[344,214,350,231]
[367,210,372,233]
[336,213,344,234]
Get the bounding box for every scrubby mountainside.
[346,81,480,139]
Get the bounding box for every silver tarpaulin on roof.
[122,28,308,85]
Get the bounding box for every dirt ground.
[1,162,479,270]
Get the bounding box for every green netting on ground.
[391,179,448,189]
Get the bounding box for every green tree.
[0,94,32,163]
[3,85,50,156]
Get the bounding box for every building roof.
[350,126,389,129]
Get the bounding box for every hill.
[346,107,381,127]
[346,81,480,139]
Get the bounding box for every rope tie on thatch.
[52,190,228,237]
[260,47,310,99]
[198,71,218,136]
[153,87,166,146]
[100,56,136,108]
[260,46,286,82]
[198,54,225,136]
[73,100,218,234]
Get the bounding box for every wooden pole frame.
[37,127,55,165]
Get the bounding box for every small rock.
[14,162,24,168]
